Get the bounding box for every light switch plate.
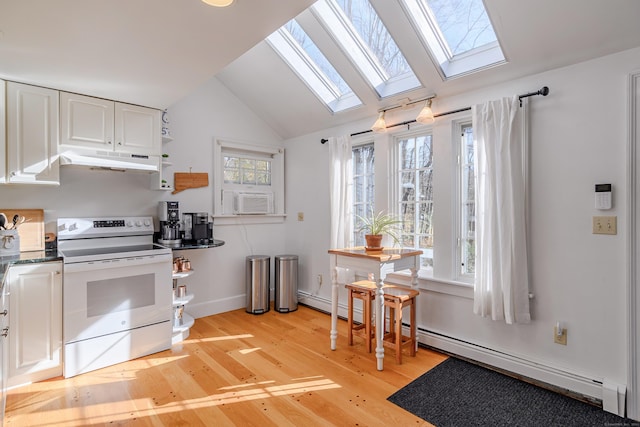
[593,216,617,235]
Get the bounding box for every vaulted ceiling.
[2,0,640,140]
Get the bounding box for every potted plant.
[355,209,402,252]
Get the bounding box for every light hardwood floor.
[5,305,447,426]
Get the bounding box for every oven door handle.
[63,253,173,273]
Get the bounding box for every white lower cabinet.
[7,262,62,388]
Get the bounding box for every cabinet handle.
[2,327,8,337]
[118,141,122,146]
[0,310,6,316]
[108,140,112,145]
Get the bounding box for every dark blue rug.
[388,357,637,427]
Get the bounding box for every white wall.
[284,47,640,401]
[164,77,286,317]
[5,44,638,406]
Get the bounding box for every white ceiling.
[2,0,640,140]
[0,0,315,108]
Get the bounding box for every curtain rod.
[320,86,549,144]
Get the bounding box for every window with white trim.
[395,131,434,270]
[353,142,375,246]
[459,123,475,278]
[213,139,285,222]
[223,155,272,186]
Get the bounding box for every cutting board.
[0,209,45,252]
[172,172,209,194]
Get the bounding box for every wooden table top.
[328,247,422,262]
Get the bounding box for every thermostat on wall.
[595,184,612,210]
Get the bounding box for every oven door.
[63,253,172,344]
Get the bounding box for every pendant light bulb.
[371,111,387,133]
[416,98,435,124]
[202,0,234,7]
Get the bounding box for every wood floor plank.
[5,305,446,426]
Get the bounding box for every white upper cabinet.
[59,92,114,150]
[114,102,161,155]
[6,82,59,185]
[60,92,161,156]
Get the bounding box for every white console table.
[328,247,421,371]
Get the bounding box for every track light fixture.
[370,95,436,133]
[371,111,387,133]
[416,98,434,124]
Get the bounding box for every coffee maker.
[158,201,182,247]
[182,212,213,245]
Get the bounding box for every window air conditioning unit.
[236,192,273,215]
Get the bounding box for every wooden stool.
[382,286,419,364]
[345,280,376,353]
[345,280,396,353]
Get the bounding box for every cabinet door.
[59,92,115,151]
[115,103,161,155]
[6,82,59,185]
[7,262,62,388]
[0,80,6,183]
[0,280,8,424]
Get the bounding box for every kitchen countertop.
[160,239,225,251]
[0,249,62,285]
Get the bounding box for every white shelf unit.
[154,134,174,191]
[172,269,194,344]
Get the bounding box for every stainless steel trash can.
[274,254,298,313]
[246,255,270,314]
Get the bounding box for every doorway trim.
[628,70,640,420]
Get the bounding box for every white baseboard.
[189,294,246,319]
[298,291,626,417]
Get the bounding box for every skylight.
[265,0,505,114]
[401,0,505,78]
[312,0,421,98]
[266,20,362,113]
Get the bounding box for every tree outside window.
[352,143,375,246]
[397,134,434,268]
[460,124,475,276]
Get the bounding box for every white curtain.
[329,136,353,249]
[472,96,530,324]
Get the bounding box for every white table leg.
[410,264,419,352]
[375,276,385,371]
[330,259,338,351]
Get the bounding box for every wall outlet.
[554,326,567,345]
[317,274,323,286]
[592,216,617,235]
[298,212,304,221]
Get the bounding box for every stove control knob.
[135,220,142,227]
[126,221,133,227]
[57,223,66,232]
[69,223,77,231]
[144,219,151,227]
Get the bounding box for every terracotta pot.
[364,234,383,251]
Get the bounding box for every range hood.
[59,150,160,173]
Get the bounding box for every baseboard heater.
[297,291,626,417]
